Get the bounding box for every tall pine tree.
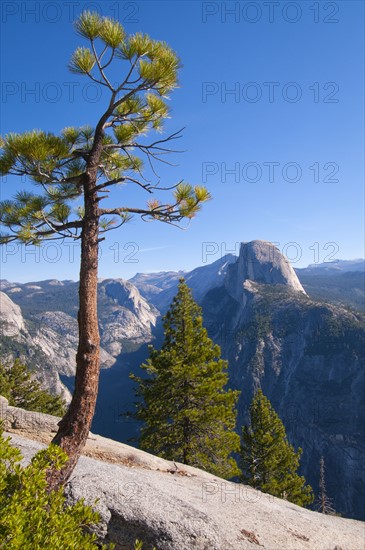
[241,389,314,507]
[131,279,240,479]
[0,11,210,489]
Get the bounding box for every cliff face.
[225,241,306,303]
[0,292,26,335]
[202,242,365,520]
[0,291,116,401]
[0,279,158,399]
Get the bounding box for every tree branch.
[91,40,114,90]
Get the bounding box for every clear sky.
[0,0,364,282]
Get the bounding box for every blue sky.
[0,0,364,282]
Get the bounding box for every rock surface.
[0,279,158,398]
[0,292,26,335]
[225,241,306,303]
[202,272,365,520]
[2,401,364,550]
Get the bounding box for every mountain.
[200,241,365,520]
[129,254,365,313]
[3,400,364,550]
[97,279,158,356]
[299,259,365,273]
[129,270,185,302]
[294,263,365,311]
[0,279,158,399]
[225,241,306,303]
[1,242,364,520]
[129,243,365,518]
[130,254,237,312]
[0,289,114,401]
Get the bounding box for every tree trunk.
[47,178,100,491]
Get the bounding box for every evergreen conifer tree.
[0,360,66,416]
[131,279,240,479]
[0,11,209,488]
[241,389,314,506]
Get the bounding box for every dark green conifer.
[241,389,314,506]
[0,360,66,416]
[132,279,240,479]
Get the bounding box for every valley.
[1,240,364,520]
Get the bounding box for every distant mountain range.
[295,262,364,312]
[299,259,365,273]
[0,242,364,520]
[130,254,237,311]
[130,254,365,313]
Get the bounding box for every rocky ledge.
[1,397,364,550]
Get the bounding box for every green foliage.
[0,423,113,549]
[69,47,96,74]
[131,279,241,479]
[238,311,272,342]
[306,312,365,357]
[298,271,365,312]
[241,389,314,507]
[133,541,155,550]
[0,11,210,246]
[0,360,66,416]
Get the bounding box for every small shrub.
[0,423,113,549]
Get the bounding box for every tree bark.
[47,175,100,491]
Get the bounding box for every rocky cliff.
[225,241,306,303]
[0,279,158,399]
[0,290,115,401]
[201,242,365,520]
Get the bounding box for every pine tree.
[131,279,240,479]
[0,11,210,489]
[241,389,314,507]
[315,456,336,514]
[0,360,66,416]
